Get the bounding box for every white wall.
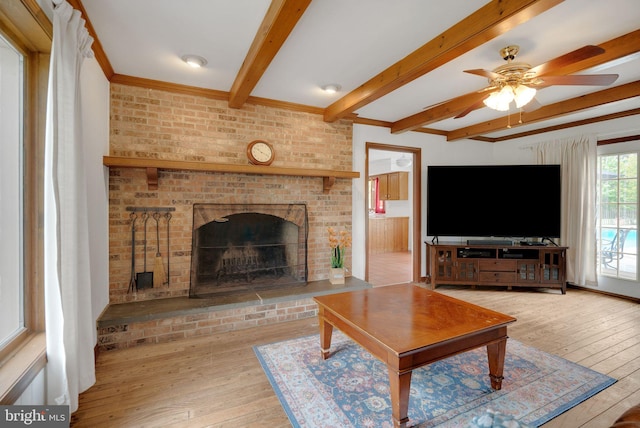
[15,370,45,404]
[352,116,640,299]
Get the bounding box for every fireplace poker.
[165,212,172,286]
[152,212,165,288]
[128,212,138,293]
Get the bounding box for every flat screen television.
[427,164,561,238]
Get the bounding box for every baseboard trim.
[567,283,640,303]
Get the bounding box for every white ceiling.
[75,0,640,141]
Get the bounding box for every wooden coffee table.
[313,284,516,428]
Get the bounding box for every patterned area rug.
[254,331,616,427]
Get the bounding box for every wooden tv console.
[426,242,568,294]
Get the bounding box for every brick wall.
[108,84,354,304]
[98,298,318,351]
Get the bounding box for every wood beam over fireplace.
[103,156,360,192]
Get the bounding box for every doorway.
[365,143,421,286]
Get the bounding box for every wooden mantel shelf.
[103,156,360,192]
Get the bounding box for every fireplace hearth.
[190,204,308,298]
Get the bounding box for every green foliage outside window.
[599,154,637,228]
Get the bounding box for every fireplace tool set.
[127,207,174,293]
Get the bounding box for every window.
[597,153,638,279]
[0,2,48,402]
[0,35,25,351]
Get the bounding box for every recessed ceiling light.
[321,84,341,94]
[181,54,207,68]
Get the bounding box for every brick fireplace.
[98,83,364,350]
[107,83,355,306]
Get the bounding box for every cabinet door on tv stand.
[434,248,455,281]
[540,249,566,287]
[455,260,478,282]
[517,260,538,284]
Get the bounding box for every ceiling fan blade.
[522,97,542,113]
[478,85,499,93]
[422,100,449,110]
[528,45,605,76]
[454,85,501,118]
[537,74,618,86]
[454,97,489,119]
[464,69,502,80]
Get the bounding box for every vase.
[329,267,345,284]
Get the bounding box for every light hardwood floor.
[71,286,640,427]
[368,251,412,286]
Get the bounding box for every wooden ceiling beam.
[446,80,640,141]
[599,133,640,145]
[228,0,311,109]
[392,29,640,134]
[479,108,640,143]
[390,91,489,134]
[322,0,564,123]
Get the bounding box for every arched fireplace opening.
[190,204,308,298]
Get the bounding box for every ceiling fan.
[455,45,619,118]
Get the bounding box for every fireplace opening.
[190,204,308,298]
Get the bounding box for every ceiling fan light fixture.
[396,155,412,168]
[181,54,207,68]
[484,84,536,111]
[482,93,501,110]
[514,84,536,108]
[484,86,513,111]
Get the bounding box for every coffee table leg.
[388,369,412,428]
[318,316,333,360]
[486,338,507,390]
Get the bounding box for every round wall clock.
[247,140,275,166]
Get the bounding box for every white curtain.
[535,135,597,286]
[44,0,96,412]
